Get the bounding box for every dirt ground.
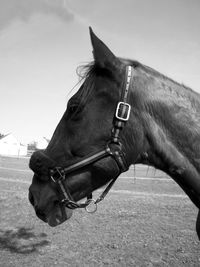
[0,156,199,267]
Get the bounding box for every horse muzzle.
[45,203,73,227]
[29,185,73,227]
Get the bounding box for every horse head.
[28,28,144,226]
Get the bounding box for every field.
[0,156,199,267]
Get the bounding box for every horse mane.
[78,58,198,93]
[121,58,198,93]
[74,58,200,112]
[123,59,200,114]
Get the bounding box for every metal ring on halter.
[85,199,98,213]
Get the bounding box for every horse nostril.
[36,210,43,216]
[29,191,35,206]
[36,209,46,221]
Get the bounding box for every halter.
[50,65,133,213]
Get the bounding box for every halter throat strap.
[50,65,134,211]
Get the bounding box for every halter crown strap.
[111,66,132,144]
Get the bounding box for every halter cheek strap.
[50,65,134,212]
[111,65,132,144]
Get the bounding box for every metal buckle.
[115,102,131,121]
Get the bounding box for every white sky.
[0,0,200,143]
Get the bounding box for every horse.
[29,27,200,239]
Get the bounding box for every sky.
[0,0,200,143]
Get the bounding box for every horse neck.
[129,66,200,208]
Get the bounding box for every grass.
[0,156,199,267]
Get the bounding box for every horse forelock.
[70,60,124,110]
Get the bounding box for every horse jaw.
[46,204,73,227]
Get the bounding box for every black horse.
[29,28,200,239]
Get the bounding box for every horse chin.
[46,204,73,227]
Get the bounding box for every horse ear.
[89,27,121,71]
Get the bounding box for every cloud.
[0,0,74,30]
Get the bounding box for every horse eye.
[67,102,84,118]
[68,104,79,114]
